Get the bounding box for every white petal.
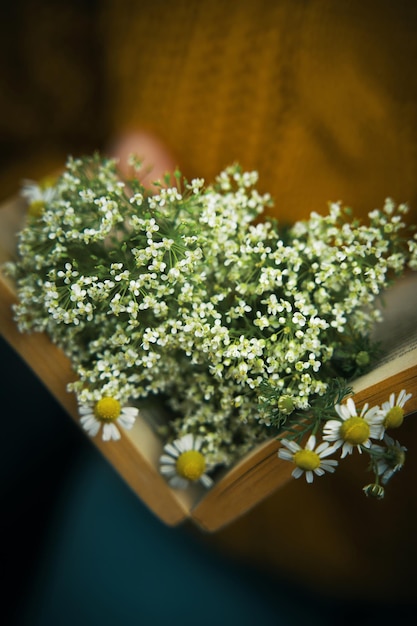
[399,390,412,407]
[103,422,120,441]
[122,406,139,417]
[321,460,338,472]
[178,434,194,452]
[305,471,314,483]
[159,455,176,466]
[336,403,352,421]
[80,414,97,428]
[305,435,316,450]
[169,475,189,490]
[117,414,135,429]
[340,443,353,458]
[369,424,384,440]
[323,421,342,440]
[381,400,390,412]
[193,436,204,451]
[366,406,383,422]
[81,419,101,437]
[316,441,332,456]
[200,474,214,488]
[163,443,179,458]
[280,439,300,453]
[346,397,357,417]
[79,406,93,416]
[278,449,293,461]
[160,465,176,477]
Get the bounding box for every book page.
[371,272,417,364]
[352,272,417,394]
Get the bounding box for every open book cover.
[1,191,416,532]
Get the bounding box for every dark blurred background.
[0,0,106,203]
[2,2,417,624]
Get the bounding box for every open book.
[1,196,416,531]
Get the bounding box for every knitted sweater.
[103,0,417,222]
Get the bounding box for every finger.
[108,130,176,188]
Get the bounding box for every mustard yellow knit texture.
[104,0,417,222]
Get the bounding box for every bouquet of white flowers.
[5,154,417,499]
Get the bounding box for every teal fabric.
[15,448,299,626]
[2,336,414,625]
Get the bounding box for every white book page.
[353,272,417,392]
[372,272,417,363]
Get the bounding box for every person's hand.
[108,130,176,188]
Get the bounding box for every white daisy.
[78,396,138,441]
[372,434,407,485]
[381,389,412,430]
[278,435,338,483]
[21,178,56,217]
[323,397,384,458]
[159,434,214,490]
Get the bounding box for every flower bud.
[363,483,385,499]
[355,351,370,367]
[278,395,295,415]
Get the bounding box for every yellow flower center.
[176,450,206,481]
[94,397,121,422]
[384,407,404,429]
[40,175,56,189]
[293,449,321,471]
[28,200,45,218]
[340,416,370,445]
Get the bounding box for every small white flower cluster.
[5,155,416,493]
